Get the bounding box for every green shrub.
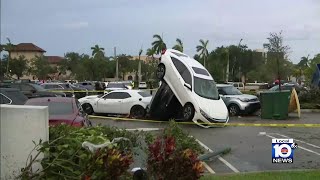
[299,88,320,104]
[20,125,151,180]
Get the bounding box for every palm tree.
[146,47,156,60]
[196,39,209,68]
[4,38,14,77]
[91,45,105,57]
[151,34,166,54]
[172,38,183,52]
[138,48,143,83]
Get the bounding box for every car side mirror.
[31,89,36,93]
[184,83,192,91]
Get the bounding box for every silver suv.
[216,84,261,116]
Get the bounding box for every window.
[138,91,152,97]
[0,94,12,104]
[192,67,209,76]
[222,86,242,95]
[104,92,131,99]
[172,57,192,86]
[20,84,34,91]
[107,83,126,89]
[218,89,226,95]
[172,52,188,58]
[9,84,21,90]
[194,77,219,100]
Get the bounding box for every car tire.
[156,64,165,80]
[228,104,240,116]
[130,105,146,119]
[183,103,195,121]
[82,103,94,115]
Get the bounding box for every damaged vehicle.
[149,49,229,128]
[79,90,152,118]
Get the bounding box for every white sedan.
[79,90,152,118]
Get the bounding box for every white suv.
[156,49,229,127]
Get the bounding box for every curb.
[297,109,320,113]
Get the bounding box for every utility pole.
[226,48,229,83]
[114,47,118,81]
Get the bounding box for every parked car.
[104,82,128,92]
[0,83,66,98]
[76,82,95,91]
[79,90,152,118]
[122,81,133,89]
[41,83,87,99]
[25,97,92,127]
[138,82,147,89]
[155,49,229,127]
[216,84,261,116]
[0,88,28,105]
[227,82,245,91]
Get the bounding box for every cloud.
[63,22,89,29]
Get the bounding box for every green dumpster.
[260,90,291,120]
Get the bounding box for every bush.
[20,125,151,180]
[147,121,205,179]
[299,88,320,104]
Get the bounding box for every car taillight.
[161,48,166,55]
[72,121,83,127]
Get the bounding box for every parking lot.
[90,112,320,174]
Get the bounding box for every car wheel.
[82,103,94,115]
[228,104,240,116]
[130,105,146,119]
[183,103,195,121]
[156,64,165,80]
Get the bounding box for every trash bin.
[260,90,291,120]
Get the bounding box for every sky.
[1,0,320,63]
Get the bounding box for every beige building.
[8,43,69,80]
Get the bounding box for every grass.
[201,170,320,180]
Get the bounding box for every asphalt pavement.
[90,112,320,174]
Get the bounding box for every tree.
[172,38,183,52]
[152,34,166,54]
[196,39,209,68]
[263,31,290,82]
[146,47,156,60]
[0,55,8,80]
[138,48,143,82]
[9,55,28,79]
[91,45,105,58]
[118,54,135,80]
[2,38,15,77]
[30,56,55,80]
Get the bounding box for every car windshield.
[29,83,46,91]
[194,77,219,100]
[269,85,279,91]
[28,102,74,115]
[222,86,242,95]
[107,83,126,88]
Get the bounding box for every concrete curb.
[297,109,320,113]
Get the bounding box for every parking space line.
[218,157,240,173]
[269,133,320,149]
[125,128,162,131]
[202,162,215,174]
[195,138,240,173]
[264,134,320,156]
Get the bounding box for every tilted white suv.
[156,49,229,127]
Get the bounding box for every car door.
[20,84,36,98]
[96,92,123,114]
[170,57,192,105]
[117,92,133,114]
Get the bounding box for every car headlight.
[239,98,250,102]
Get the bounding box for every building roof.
[46,56,63,64]
[11,43,46,52]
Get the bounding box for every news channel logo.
[272,139,298,163]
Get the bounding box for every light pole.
[238,39,243,83]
